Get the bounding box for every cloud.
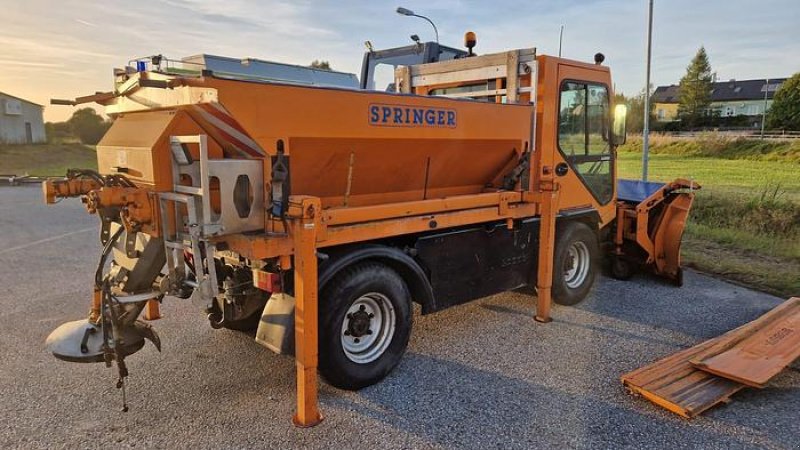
[1,0,798,121]
[74,18,97,27]
[0,58,63,68]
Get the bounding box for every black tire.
[610,255,635,281]
[221,312,262,332]
[214,290,268,332]
[552,222,599,306]
[671,267,684,287]
[319,263,412,390]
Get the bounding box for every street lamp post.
[642,0,654,182]
[761,78,770,139]
[396,7,439,45]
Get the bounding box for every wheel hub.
[345,307,373,338]
[340,293,396,364]
[563,241,590,289]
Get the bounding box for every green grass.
[617,152,800,200]
[618,137,800,297]
[0,143,97,176]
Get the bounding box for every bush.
[619,134,800,162]
[67,108,111,145]
[767,72,800,130]
[691,186,799,238]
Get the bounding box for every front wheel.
[319,263,412,390]
[610,255,636,281]
[552,222,599,306]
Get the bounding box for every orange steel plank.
[222,196,538,260]
[621,337,746,419]
[322,191,525,226]
[321,203,538,249]
[692,298,800,388]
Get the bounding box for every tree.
[677,46,714,128]
[309,60,332,71]
[66,108,110,145]
[767,72,800,130]
[45,121,72,143]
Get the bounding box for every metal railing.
[655,130,800,140]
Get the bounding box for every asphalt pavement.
[0,185,798,449]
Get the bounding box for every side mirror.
[612,104,627,146]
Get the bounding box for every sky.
[1,0,798,122]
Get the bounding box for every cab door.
[555,64,615,207]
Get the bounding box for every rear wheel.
[552,222,599,306]
[319,263,412,390]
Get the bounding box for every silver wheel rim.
[341,292,396,364]
[564,241,590,289]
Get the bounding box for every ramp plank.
[621,337,745,418]
[692,298,800,388]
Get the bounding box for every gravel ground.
[1,185,798,449]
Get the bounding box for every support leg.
[291,198,323,427]
[143,299,161,320]
[89,288,102,324]
[535,183,559,323]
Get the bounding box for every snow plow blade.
[611,178,700,285]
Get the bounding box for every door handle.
[555,163,569,177]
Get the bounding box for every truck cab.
[396,49,620,227]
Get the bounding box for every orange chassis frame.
[221,181,562,426]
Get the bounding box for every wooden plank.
[395,65,412,94]
[409,48,536,77]
[506,51,519,103]
[621,336,746,418]
[692,298,800,388]
[689,297,800,368]
[623,298,800,417]
[412,65,506,86]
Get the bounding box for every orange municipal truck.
[44,35,697,425]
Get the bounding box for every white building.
[0,92,46,144]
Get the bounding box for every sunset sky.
[1,0,798,122]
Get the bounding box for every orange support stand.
[89,288,102,324]
[535,181,559,323]
[143,299,161,320]
[291,196,324,427]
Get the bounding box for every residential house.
[652,78,786,127]
[0,91,46,144]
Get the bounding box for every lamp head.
[396,7,414,16]
[594,52,605,65]
[464,31,477,56]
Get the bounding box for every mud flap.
[255,293,295,355]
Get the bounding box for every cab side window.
[558,82,613,204]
